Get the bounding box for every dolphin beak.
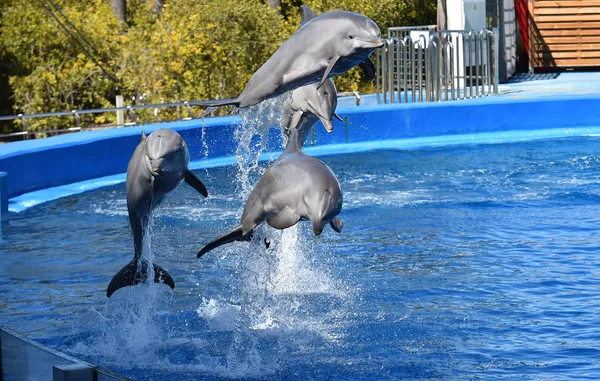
[321,119,334,133]
[358,36,385,48]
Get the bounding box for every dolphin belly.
[266,207,301,230]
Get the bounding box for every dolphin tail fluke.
[201,98,240,108]
[106,260,175,297]
[197,226,253,258]
[184,170,208,197]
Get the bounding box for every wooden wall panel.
[530,0,600,67]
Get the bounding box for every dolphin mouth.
[306,102,334,133]
[357,36,385,48]
[320,118,334,133]
[145,156,160,176]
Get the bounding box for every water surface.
[1,136,599,380]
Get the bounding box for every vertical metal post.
[475,33,480,97]
[389,40,394,103]
[116,95,124,127]
[493,27,500,94]
[395,39,402,103]
[480,30,486,96]
[381,42,388,104]
[71,110,80,129]
[375,49,381,104]
[446,39,455,101]
[437,37,443,101]
[127,106,136,125]
[404,37,410,103]
[18,114,27,140]
[456,33,462,100]
[410,39,416,103]
[467,32,473,98]
[425,37,430,102]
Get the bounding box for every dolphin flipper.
[107,260,175,297]
[358,58,375,81]
[147,176,155,215]
[197,225,253,258]
[330,218,343,233]
[317,55,340,90]
[184,170,208,197]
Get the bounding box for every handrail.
[0,93,362,140]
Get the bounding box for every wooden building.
[520,0,600,68]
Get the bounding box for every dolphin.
[107,128,208,297]
[203,5,383,108]
[299,5,376,82]
[197,127,343,258]
[281,78,343,147]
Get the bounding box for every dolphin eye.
[349,35,354,39]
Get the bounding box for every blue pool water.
[1,136,600,380]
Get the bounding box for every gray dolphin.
[203,5,383,108]
[299,5,376,82]
[107,128,208,297]
[197,127,343,258]
[282,78,344,147]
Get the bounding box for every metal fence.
[0,91,363,142]
[0,99,218,141]
[376,28,500,104]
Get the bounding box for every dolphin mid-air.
[203,5,383,109]
[197,127,343,258]
[107,128,208,297]
[281,78,343,147]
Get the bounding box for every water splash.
[70,95,350,380]
[234,94,289,199]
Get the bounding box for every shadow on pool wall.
[2,94,600,209]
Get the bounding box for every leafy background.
[0,0,436,135]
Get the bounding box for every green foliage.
[0,0,436,134]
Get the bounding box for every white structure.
[445,0,516,82]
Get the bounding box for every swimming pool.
[1,135,599,380]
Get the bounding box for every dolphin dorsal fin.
[141,130,147,141]
[300,5,318,26]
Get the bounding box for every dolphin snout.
[321,119,334,133]
[147,157,162,176]
[359,36,385,48]
[372,37,385,48]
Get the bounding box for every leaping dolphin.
[107,128,208,297]
[203,5,383,109]
[282,78,343,147]
[196,126,343,258]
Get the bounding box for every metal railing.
[387,25,437,40]
[0,92,364,141]
[376,28,500,104]
[0,99,220,141]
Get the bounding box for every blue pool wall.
[2,95,600,201]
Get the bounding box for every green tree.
[0,0,436,135]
